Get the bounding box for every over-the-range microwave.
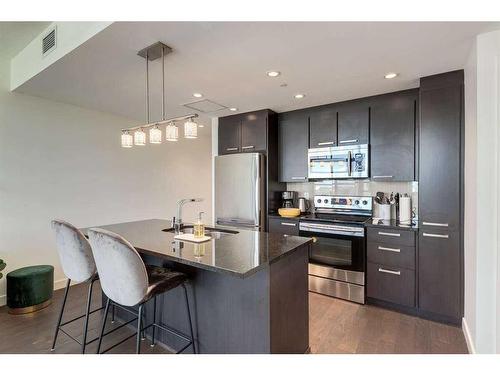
[308,144,369,179]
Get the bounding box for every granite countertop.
[82,219,311,279]
[364,219,419,231]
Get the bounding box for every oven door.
[299,222,365,273]
[308,148,350,179]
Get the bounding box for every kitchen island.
[82,219,311,354]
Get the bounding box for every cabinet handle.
[372,175,393,179]
[226,147,238,151]
[378,231,400,237]
[378,246,401,253]
[291,176,307,180]
[423,232,449,239]
[339,139,359,144]
[422,222,449,227]
[378,267,401,276]
[242,145,255,150]
[317,141,334,146]
[281,222,297,227]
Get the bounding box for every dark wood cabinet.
[241,110,268,152]
[309,106,337,148]
[278,111,309,182]
[370,90,417,181]
[337,100,369,145]
[218,110,270,155]
[268,217,300,236]
[418,70,464,324]
[218,115,241,154]
[367,262,415,308]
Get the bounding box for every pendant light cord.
[146,51,150,124]
[162,46,166,121]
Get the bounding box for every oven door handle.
[347,150,352,176]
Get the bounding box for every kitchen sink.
[162,225,238,239]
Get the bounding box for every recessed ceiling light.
[266,71,281,77]
[229,107,238,112]
[384,72,398,79]
[294,94,305,99]
[193,93,203,98]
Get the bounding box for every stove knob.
[323,199,329,204]
[317,199,322,204]
[362,200,368,205]
[355,200,360,205]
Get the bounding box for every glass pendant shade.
[149,125,162,144]
[184,119,198,139]
[134,129,146,146]
[165,123,179,142]
[121,131,133,148]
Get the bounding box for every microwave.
[308,144,369,179]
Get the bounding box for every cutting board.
[174,233,211,243]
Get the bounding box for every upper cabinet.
[218,115,241,154]
[218,110,271,155]
[337,100,369,145]
[279,111,309,182]
[309,106,337,148]
[370,90,417,181]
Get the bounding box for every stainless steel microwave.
[308,144,369,179]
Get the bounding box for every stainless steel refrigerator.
[214,153,266,231]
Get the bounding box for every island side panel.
[269,243,310,354]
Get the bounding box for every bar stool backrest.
[51,220,97,283]
[87,228,148,307]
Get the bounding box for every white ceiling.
[13,22,500,123]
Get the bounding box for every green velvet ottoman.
[7,265,54,314]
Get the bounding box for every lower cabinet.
[366,227,416,308]
[268,217,299,236]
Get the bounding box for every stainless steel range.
[299,195,372,304]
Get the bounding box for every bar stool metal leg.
[151,296,157,347]
[136,304,144,354]
[182,283,196,354]
[111,303,115,323]
[81,279,96,353]
[51,278,71,351]
[97,298,111,354]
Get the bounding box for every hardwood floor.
[309,292,468,354]
[0,283,468,354]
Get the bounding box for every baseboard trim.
[0,277,75,307]
[462,317,476,354]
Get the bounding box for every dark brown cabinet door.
[268,217,299,235]
[370,90,417,181]
[419,80,462,231]
[309,106,337,148]
[337,101,369,145]
[418,230,461,318]
[241,110,268,152]
[218,115,241,154]
[278,111,309,182]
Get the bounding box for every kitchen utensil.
[278,208,301,218]
[298,197,310,214]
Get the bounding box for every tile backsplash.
[287,180,419,216]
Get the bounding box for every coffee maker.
[281,191,298,208]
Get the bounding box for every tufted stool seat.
[7,265,54,314]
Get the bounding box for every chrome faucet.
[173,198,204,234]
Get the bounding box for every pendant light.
[184,117,198,139]
[121,42,199,148]
[121,131,133,148]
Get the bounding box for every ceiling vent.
[42,27,57,56]
[183,99,227,113]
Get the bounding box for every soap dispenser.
[193,211,205,238]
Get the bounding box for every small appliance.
[308,144,369,179]
[281,191,298,208]
[299,195,372,304]
[297,197,310,214]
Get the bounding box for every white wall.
[463,40,478,353]
[0,55,212,305]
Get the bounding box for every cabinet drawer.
[367,242,415,270]
[367,262,415,307]
[268,217,299,236]
[366,227,415,247]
